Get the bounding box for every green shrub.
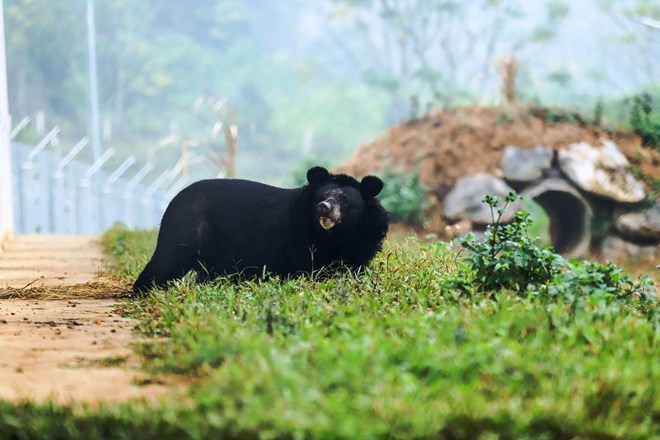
[455,192,656,309]
[630,92,660,149]
[531,259,656,310]
[458,192,562,292]
[377,169,431,225]
[592,98,604,127]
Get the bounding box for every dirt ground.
[0,235,167,404]
[336,105,659,197]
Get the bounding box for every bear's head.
[306,166,384,235]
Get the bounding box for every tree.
[317,0,569,118]
[596,0,660,88]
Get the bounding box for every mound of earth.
[337,106,659,201]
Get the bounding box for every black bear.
[133,166,388,292]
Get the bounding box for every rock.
[615,202,660,242]
[600,235,658,262]
[557,140,645,203]
[443,173,523,224]
[500,145,553,182]
[444,219,473,239]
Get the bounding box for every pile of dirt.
[337,106,659,200]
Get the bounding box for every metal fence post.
[102,155,135,230]
[142,169,170,229]
[19,127,60,233]
[9,116,29,140]
[124,163,152,229]
[78,148,113,233]
[51,138,88,233]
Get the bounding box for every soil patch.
[0,299,166,404]
[0,235,168,404]
[0,234,105,288]
[337,106,659,199]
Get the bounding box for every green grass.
[0,226,658,439]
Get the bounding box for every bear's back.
[171,178,298,211]
[162,178,307,242]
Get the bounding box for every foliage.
[630,92,660,149]
[528,106,589,126]
[458,192,563,292]
[4,0,388,181]
[377,169,431,225]
[324,0,571,114]
[454,192,656,313]
[592,97,604,127]
[533,259,657,313]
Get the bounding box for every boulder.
[444,219,473,239]
[600,235,658,262]
[557,140,645,203]
[443,173,523,224]
[500,145,553,182]
[615,202,660,242]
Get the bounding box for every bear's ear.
[360,175,384,198]
[306,166,331,186]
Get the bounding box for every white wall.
[0,0,13,247]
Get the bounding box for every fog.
[5,0,659,182]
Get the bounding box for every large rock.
[557,140,645,203]
[615,202,660,242]
[443,173,523,224]
[600,235,658,262]
[500,145,553,182]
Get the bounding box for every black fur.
[133,166,388,293]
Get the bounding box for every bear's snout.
[317,200,332,215]
[317,198,341,230]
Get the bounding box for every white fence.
[10,127,184,234]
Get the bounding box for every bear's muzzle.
[317,198,341,230]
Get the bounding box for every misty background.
[5,0,659,184]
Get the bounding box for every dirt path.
[0,235,167,404]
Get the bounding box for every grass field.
[1,222,658,439]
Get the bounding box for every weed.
[454,192,656,312]
[593,98,604,127]
[457,192,562,292]
[630,92,660,149]
[377,169,431,225]
[532,260,656,313]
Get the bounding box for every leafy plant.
[593,98,604,127]
[630,92,660,149]
[378,169,431,225]
[454,192,656,312]
[458,192,563,292]
[533,259,656,311]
